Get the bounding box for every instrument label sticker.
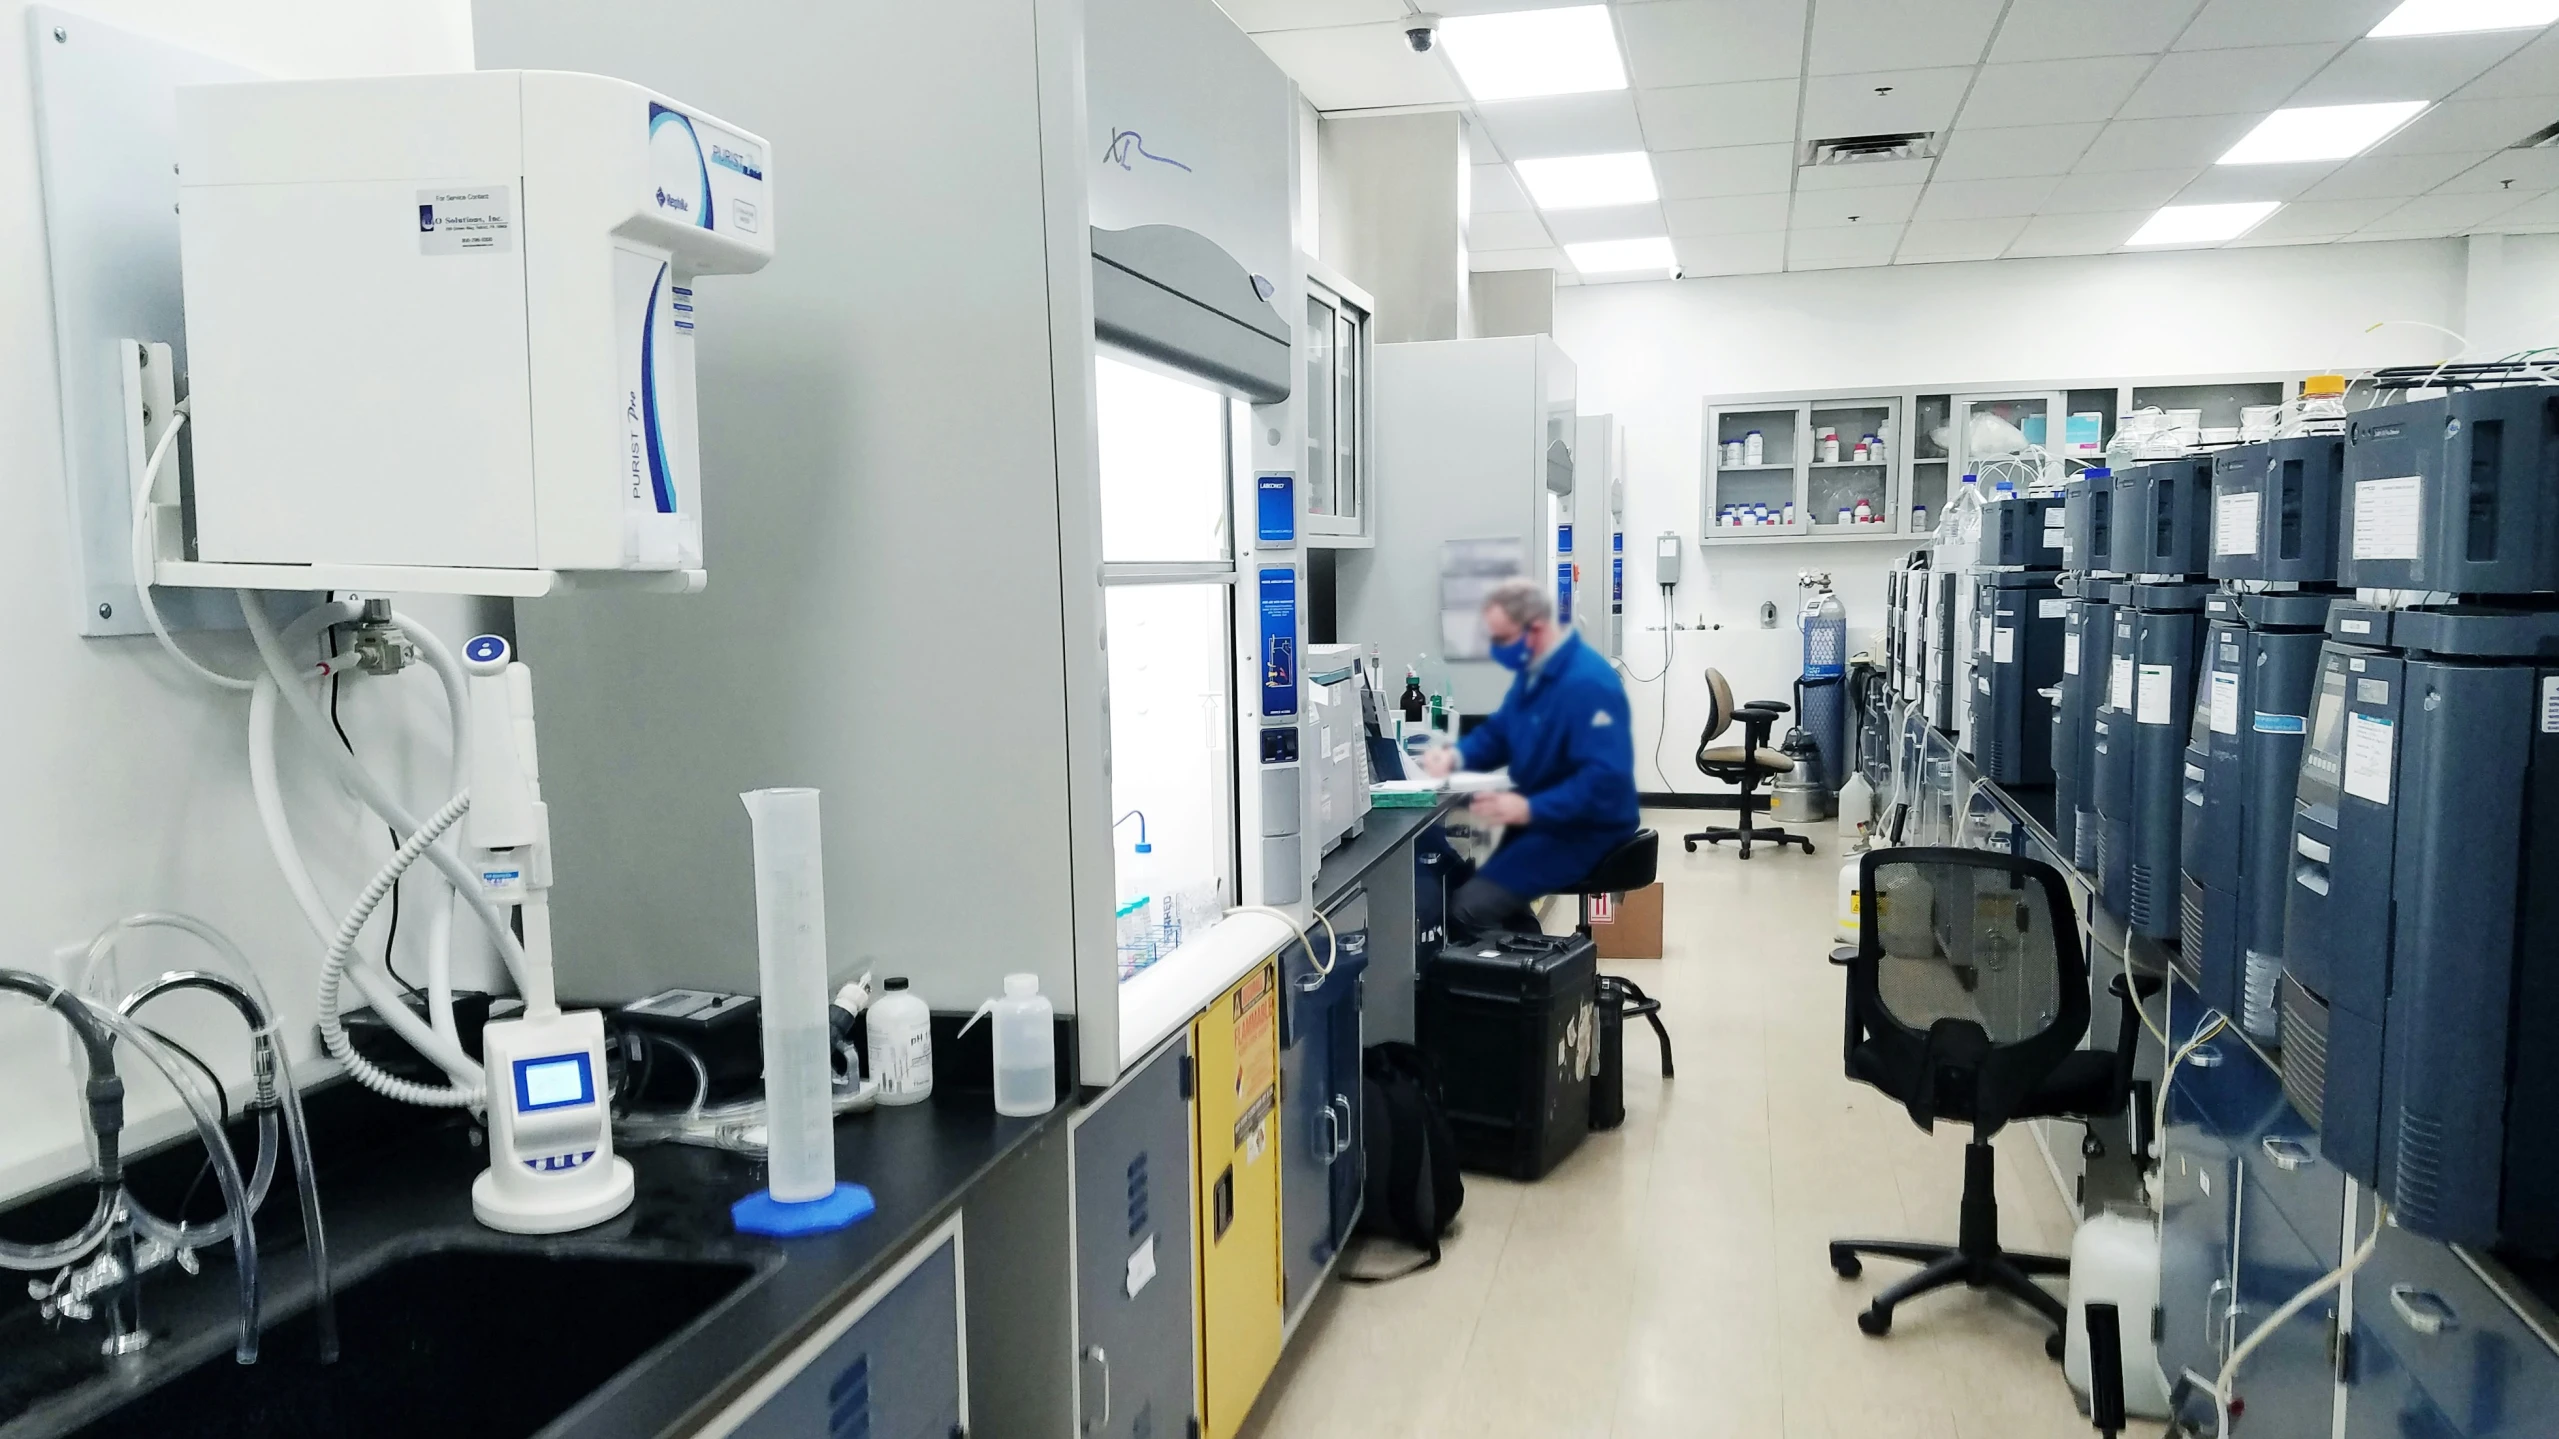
[2344,712,2394,805]
[2352,476,2423,561]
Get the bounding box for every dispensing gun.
[459,636,636,1234]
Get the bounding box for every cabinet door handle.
[2388,1284,2458,1338]
[1083,1345,1111,1433]
[1330,1096,1355,1160]
[2206,1279,2233,1352]
[2261,1136,2313,1172]
[2189,1044,2224,1069]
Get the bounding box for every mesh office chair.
[1826,847,2142,1355]
[1683,668,1812,858]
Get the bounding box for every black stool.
[1571,830,1675,1090]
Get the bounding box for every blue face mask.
[1490,633,1533,672]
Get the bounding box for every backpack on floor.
[1343,1041,1465,1284]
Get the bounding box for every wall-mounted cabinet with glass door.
[1303,259,1374,547]
[1705,375,2301,545]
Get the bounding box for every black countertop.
[1314,798,1455,910]
[0,1087,1066,1438]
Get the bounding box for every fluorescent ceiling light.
[1440,6,1627,103]
[2369,0,2559,37]
[2126,202,2282,246]
[2218,102,2431,164]
[1566,237,1678,273]
[1515,152,1658,210]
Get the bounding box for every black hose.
[0,968,124,1182]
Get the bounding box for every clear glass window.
[1098,354,1233,564]
[1334,306,1360,520]
[1305,295,1337,517]
[1106,583,1239,979]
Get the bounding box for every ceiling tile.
[1473,91,1646,160]
[1913,175,2061,220]
[1472,163,1535,213]
[2489,190,2559,226]
[1896,216,2030,260]
[1795,156,1935,191]
[2118,43,2343,119]
[2369,97,2557,156]
[1652,143,1797,197]
[2175,0,2400,51]
[1800,66,1976,138]
[2432,148,2559,193]
[2174,162,2342,203]
[1470,247,1565,272]
[2075,114,2259,173]
[1930,122,2102,179]
[1621,0,1808,88]
[1959,57,2153,128]
[1988,0,2205,62]
[2299,149,2497,200]
[1807,0,2006,75]
[2007,210,2149,256]
[1788,222,1905,267]
[2041,169,2198,213]
[2238,197,2402,240]
[2363,189,2533,233]
[2454,26,2559,98]
[1252,25,1470,110]
[1790,185,1922,227]
[1637,79,1802,149]
[1541,202,1674,245]
[1216,0,1410,32]
[1468,209,1555,251]
[1664,192,1794,235]
[1673,231,1787,275]
[2288,34,2539,107]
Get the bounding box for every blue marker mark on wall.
[1103,129,1193,173]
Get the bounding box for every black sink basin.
[60,1247,761,1439]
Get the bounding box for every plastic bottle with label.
[1743,430,1765,466]
[2291,373,2349,436]
[959,974,1056,1117]
[867,977,934,1105]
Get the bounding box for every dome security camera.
[1406,13,1441,52]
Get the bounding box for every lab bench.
[1891,702,2559,1437]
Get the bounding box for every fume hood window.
[1095,349,1242,983]
[1305,277,1369,536]
[1098,355,1234,564]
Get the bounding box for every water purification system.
[2287,605,2559,1251]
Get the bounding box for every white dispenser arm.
[462,635,557,1019]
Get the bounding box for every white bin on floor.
[2064,1204,2172,1419]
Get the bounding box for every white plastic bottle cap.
[1005,973,1039,996]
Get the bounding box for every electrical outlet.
[1759,600,1779,629]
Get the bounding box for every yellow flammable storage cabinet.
[1193,959,1284,1439]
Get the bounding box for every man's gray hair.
[1483,577,1555,628]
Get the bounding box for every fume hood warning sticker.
[2353,476,2423,562]
[2344,713,2394,805]
[415,186,514,254]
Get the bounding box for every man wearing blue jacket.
[1422,577,1640,935]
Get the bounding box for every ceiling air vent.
[2510,119,2559,149]
[1802,132,1939,166]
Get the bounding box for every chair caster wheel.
[1829,1249,1861,1280]
[2046,1329,2066,1362]
[1802,840,1817,854]
[1857,1306,1892,1337]
[1684,840,1698,852]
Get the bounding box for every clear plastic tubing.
[741,787,838,1204]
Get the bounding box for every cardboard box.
[1588,881,1664,960]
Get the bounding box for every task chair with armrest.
[1825,847,2144,1356]
[1684,668,1811,858]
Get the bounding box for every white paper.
[2110,655,2135,711]
[2209,670,2240,736]
[2136,663,2175,725]
[2039,597,2070,618]
[2216,491,2262,557]
[1126,1235,1158,1298]
[1993,627,2016,664]
[2064,633,2081,676]
[2042,509,2067,549]
[2545,677,2559,734]
[1977,616,1993,654]
[2344,713,2394,804]
[2353,476,2423,562]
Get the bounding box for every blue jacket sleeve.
[1458,705,1510,773]
[1519,674,1637,829]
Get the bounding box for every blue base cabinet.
[713,1222,966,1439]
[2348,1190,2559,1438]
[1282,889,1368,1321]
[1072,1035,1198,1439]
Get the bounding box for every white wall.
[0,2,483,1199]
[1557,238,2476,796]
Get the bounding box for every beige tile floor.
[1241,809,2161,1439]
